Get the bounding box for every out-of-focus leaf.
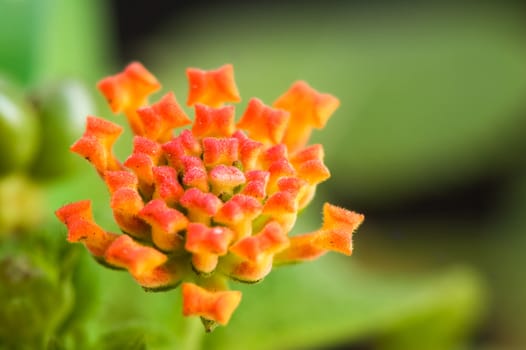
[0,241,74,349]
[0,2,36,83]
[0,78,39,176]
[202,257,485,350]
[145,4,526,204]
[0,0,111,86]
[30,80,96,180]
[92,328,147,350]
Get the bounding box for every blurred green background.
[1,0,525,349]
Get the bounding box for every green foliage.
[0,78,39,175]
[0,0,110,86]
[30,80,95,180]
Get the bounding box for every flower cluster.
[55,63,364,331]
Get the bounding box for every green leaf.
[0,0,111,86]
[201,257,485,350]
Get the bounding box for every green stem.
[179,316,204,350]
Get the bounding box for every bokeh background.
[1,0,525,349]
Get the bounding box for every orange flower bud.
[138,199,188,252]
[241,170,269,200]
[98,62,161,134]
[314,203,364,255]
[263,191,298,231]
[221,254,274,283]
[70,116,123,174]
[214,194,262,239]
[273,232,326,265]
[180,156,209,192]
[232,131,263,171]
[237,98,289,145]
[208,165,245,196]
[55,200,93,222]
[267,159,296,194]
[136,92,191,142]
[186,64,241,107]
[229,221,288,263]
[192,104,235,137]
[274,81,340,151]
[105,235,171,285]
[104,171,139,194]
[322,203,365,232]
[260,144,288,169]
[182,283,242,326]
[152,166,184,206]
[186,223,234,273]
[180,188,222,224]
[110,188,150,240]
[202,137,239,168]
[55,201,118,258]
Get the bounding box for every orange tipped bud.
[110,188,150,239]
[273,232,326,265]
[133,264,183,291]
[70,116,123,174]
[296,159,330,185]
[186,223,233,256]
[322,203,364,232]
[193,104,235,138]
[242,170,269,200]
[124,137,162,190]
[230,221,288,262]
[312,203,364,255]
[208,165,245,195]
[104,171,139,194]
[55,201,118,257]
[214,194,262,238]
[237,98,289,145]
[274,81,340,151]
[186,64,240,107]
[55,200,93,223]
[263,191,298,231]
[232,131,263,171]
[222,254,273,283]
[137,93,191,142]
[98,62,161,134]
[153,92,192,127]
[260,144,287,169]
[277,177,307,196]
[290,144,325,165]
[180,156,209,192]
[105,234,167,277]
[98,62,160,113]
[132,136,163,160]
[267,159,296,194]
[162,130,202,169]
[215,194,262,224]
[182,283,242,326]
[152,166,184,205]
[202,137,239,168]
[186,223,234,273]
[180,188,223,223]
[138,199,188,251]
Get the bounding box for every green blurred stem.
[179,316,204,350]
